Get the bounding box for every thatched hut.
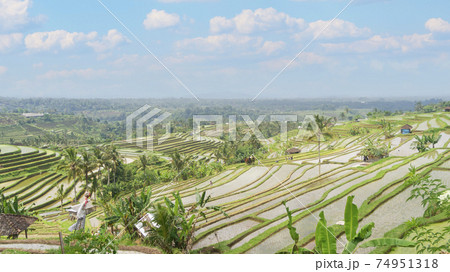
[0,214,37,239]
[400,124,413,134]
[286,147,301,155]
[444,107,450,112]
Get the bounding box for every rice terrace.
[0,98,449,256]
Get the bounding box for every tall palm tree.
[78,149,95,190]
[137,154,150,183]
[104,144,122,184]
[58,147,80,202]
[54,184,65,211]
[308,115,334,175]
[92,146,105,182]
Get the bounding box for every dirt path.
[0,241,160,254]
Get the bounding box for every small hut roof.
[0,214,37,236]
[401,124,413,130]
[286,147,301,154]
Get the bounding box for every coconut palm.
[58,147,80,202]
[104,144,122,184]
[307,114,334,175]
[54,184,65,211]
[137,154,150,183]
[78,149,95,189]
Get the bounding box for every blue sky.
[0,0,449,99]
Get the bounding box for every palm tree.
[78,149,95,190]
[104,144,122,184]
[92,146,105,182]
[54,184,65,211]
[58,147,80,202]
[308,115,334,175]
[137,154,150,184]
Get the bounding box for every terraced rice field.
[2,112,449,254]
[145,121,450,253]
[114,133,221,156]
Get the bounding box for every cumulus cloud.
[0,65,7,74]
[0,0,30,30]
[210,7,305,34]
[86,29,128,52]
[321,33,434,53]
[258,41,285,55]
[38,68,111,80]
[260,52,327,70]
[294,19,371,40]
[143,9,180,30]
[176,34,263,52]
[0,33,23,51]
[425,18,450,33]
[24,30,97,51]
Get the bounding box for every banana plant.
[147,190,228,253]
[284,195,415,254]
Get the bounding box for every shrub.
[62,230,118,254]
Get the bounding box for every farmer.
[69,192,91,231]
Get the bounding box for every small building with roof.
[400,124,413,134]
[444,107,450,112]
[0,214,37,239]
[286,147,301,155]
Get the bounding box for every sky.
[0,0,450,100]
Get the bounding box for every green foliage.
[145,190,228,253]
[315,211,336,254]
[349,126,369,136]
[0,190,34,216]
[103,189,153,238]
[344,195,358,242]
[62,229,118,254]
[405,218,450,254]
[284,195,415,254]
[406,166,448,217]
[360,139,388,160]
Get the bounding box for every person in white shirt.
[69,192,91,231]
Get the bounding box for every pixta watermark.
[126,105,325,150]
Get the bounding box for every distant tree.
[415,102,424,112]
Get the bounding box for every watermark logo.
[126,105,171,151]
[127,105,328,150]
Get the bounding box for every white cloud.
[0,33,23,51]
[86,29,128,52]
[0,66,7,74]
[295,19,371,40]
[258,41,285,55]
[25,30,97,51]
[143,9,180,30]
[0,0,30,30]
[210,7,305,34]
[176,34,263,52]
[260,52,327,70]
[322,33,434,53]
[425,18,450,33]
[38,68,112,80]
